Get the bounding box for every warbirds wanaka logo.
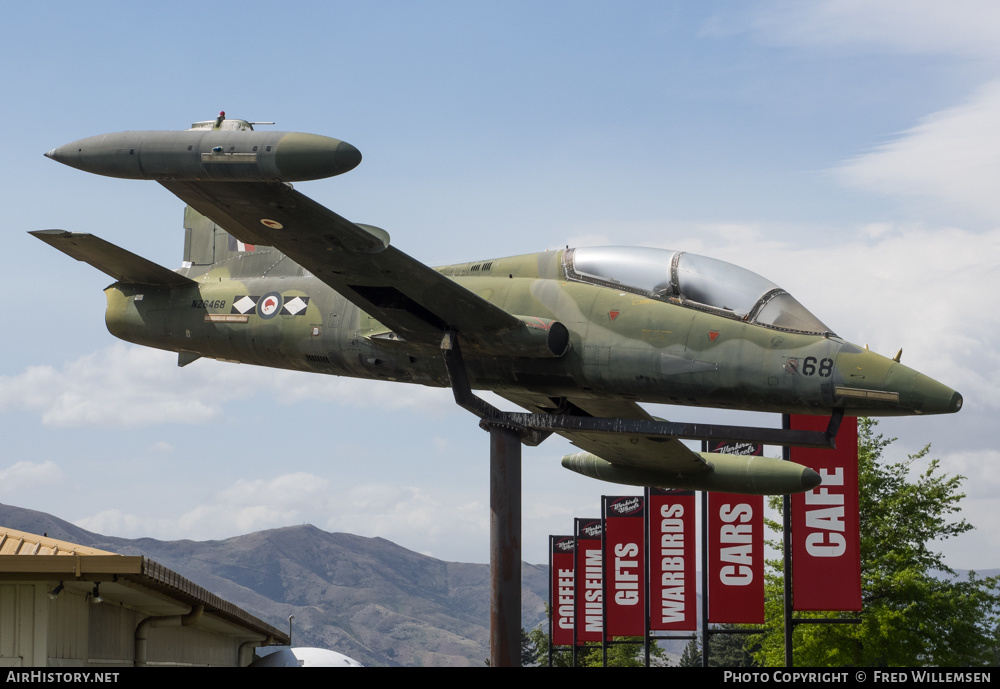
[709,441,762,457]
[555,537,575,552]
[231,294,310,318]
[580,521,603,538]
[609,496,643,516]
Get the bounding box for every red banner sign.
[549,535,576,646]
[707,492,764,624]
[603,496,645,638]
[791,414,862,611]
[574,518,603,644]
[647,488,696,631]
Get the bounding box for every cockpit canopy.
[564,246,833,336]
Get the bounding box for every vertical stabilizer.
[181,206,301,278]
[183,205,217,266]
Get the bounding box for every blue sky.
[2,1,998,569]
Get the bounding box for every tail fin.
[183,206,299,278]
[30,230,194,287]
[182,205,234,267]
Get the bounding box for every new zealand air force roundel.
[257,292,282,319]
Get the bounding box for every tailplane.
[30,230,194,288]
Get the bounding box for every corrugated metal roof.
[0,526,289,644]
[0,528,117,556]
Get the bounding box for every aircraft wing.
[160,180,522,346]
[496,392,819,494]
[496,392,711,475]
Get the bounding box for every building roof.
[0,527,289,645]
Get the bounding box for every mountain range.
[0,503,548,667]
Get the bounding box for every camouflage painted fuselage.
[104,244,958,418]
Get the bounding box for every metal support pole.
[700,488,710,668]
[488,422,522,668]
[782,413,794,667]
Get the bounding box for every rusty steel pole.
[488,422,522,668]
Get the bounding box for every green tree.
[574,638,661,667]
[679,637,701,667]
[521,628,540,667]
[708,625,759,667]
[524,623,667,667]
[752,418,1000,666]
[679,628,758,667]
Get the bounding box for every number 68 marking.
[802,356,833,377]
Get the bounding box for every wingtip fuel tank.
[45,116,361,183]
[561,451,823,495]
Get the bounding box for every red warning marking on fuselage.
[708,330,720,342]
[609,310,620,321]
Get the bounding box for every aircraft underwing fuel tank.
[35,116,964,495]
[561,451,822,495]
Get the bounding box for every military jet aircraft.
[35,115,962,495]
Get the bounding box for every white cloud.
[938,495,1000,570]
[935,449,1000,500]
[835,81,1000,222]
[218,473,332,508]
[73,473,488,559]
[887,446,1000,569]
[74,508,144,536]
[0,342,448,428]
[728,4,1000,223]
[750,1,1000,60]
[322,484,487,559]
[75,471,331,540]
[0,461,63,492]
[0,344,220,427]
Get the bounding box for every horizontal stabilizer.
[30,230,194,288]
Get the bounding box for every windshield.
[564,246,833,335]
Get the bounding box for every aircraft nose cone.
[885,364,963,415]
[44,148,55,159]
[950,390,963,413]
